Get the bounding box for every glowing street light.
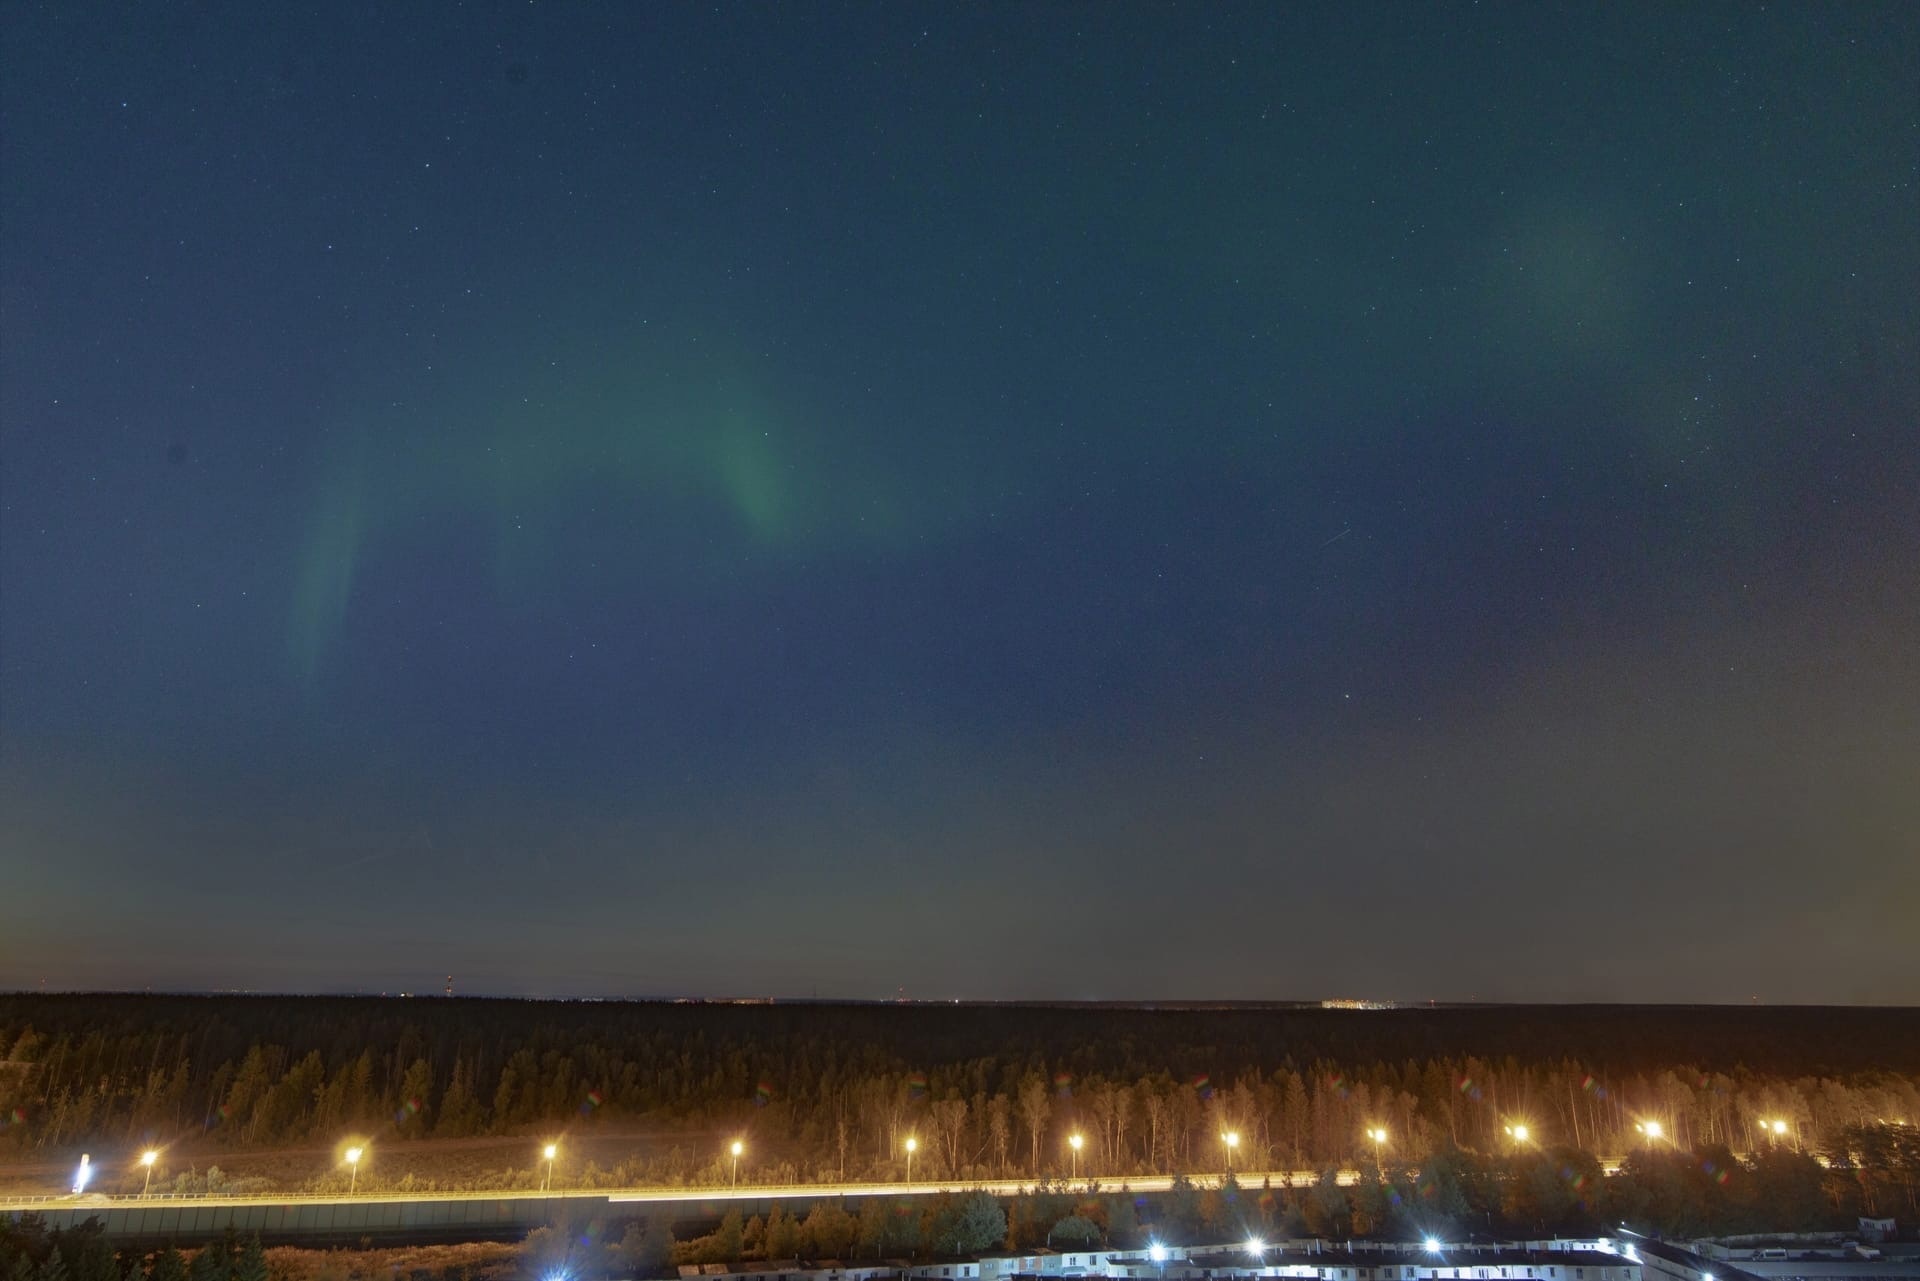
[903,1135,917,1183]
[344,1146,364,1195]
[1221,1130,1240,1174]
[1068,1133,1084,1180]
[1505,1123,1532,1150]
[730,1140,744,1188]
[140,1150,158,1197]
[73,1154,92,1196]
[1148,1244,1169,1264]
[1635,1120,1664,1147]
[542,1143,559,1191]
[1246,1239,1267,1257]
[1424,1238,1442,1254]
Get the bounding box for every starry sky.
[2,3,1917,1003]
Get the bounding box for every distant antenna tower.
[445,975,454,998]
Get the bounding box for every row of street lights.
[103,1112,1700,1202]
[102,1125,1357,1202]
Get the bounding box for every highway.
[0,1159,1625,1214]
[2,1170,1343,1213]
[0,1161,1634,1246]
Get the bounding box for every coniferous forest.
[2,995,1916,1235]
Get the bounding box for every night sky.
[3,3,1916,1003]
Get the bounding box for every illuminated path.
[1,1172,1312,1245]
[0,1163,1624,1244]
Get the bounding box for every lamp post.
[1635,1120,1663,1150]
[1222,1131,1239,1176]
[904,1136,917,1184]
[543,1144,558,1192]
[1069,1133,1083,1181]
[1503,1123,1531,1153]
[140,1151,158,1197]
[344,1146,363,1195]
[1366,1126,1387,1174]
[730,1140,744,1189]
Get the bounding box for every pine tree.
[146,1248,187,1281]
[184,1242,227,1281]
[231,1239,266,1281]
[69,1238,116,1281]
[34,1250,68,1281]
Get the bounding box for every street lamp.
[904,1136,917,1184]
[543,1143,558,1192]
[1069,1133,1083,1181]
[140,1151,158,1197]
[344,1146,363,1195]
[730,1140,744,1189]
[1222,1130,1240,1175]
[1504,1123,1531,1151]
[1635,1121,1663,1149]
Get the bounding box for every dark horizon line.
[5,988,1912,1012]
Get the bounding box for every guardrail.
[2,1170,1305,1211]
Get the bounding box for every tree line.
[2,995,1914,1216]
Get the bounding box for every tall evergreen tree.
[146,1248,187,1281]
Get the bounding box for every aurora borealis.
[3,3,1916,1001]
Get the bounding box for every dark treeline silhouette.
[0,1219,526,1281]
[0,1220,269,1281]
[2,995,1915,1219]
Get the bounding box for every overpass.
[0,1172,1323,1247]
[0,1160,1625,1247]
